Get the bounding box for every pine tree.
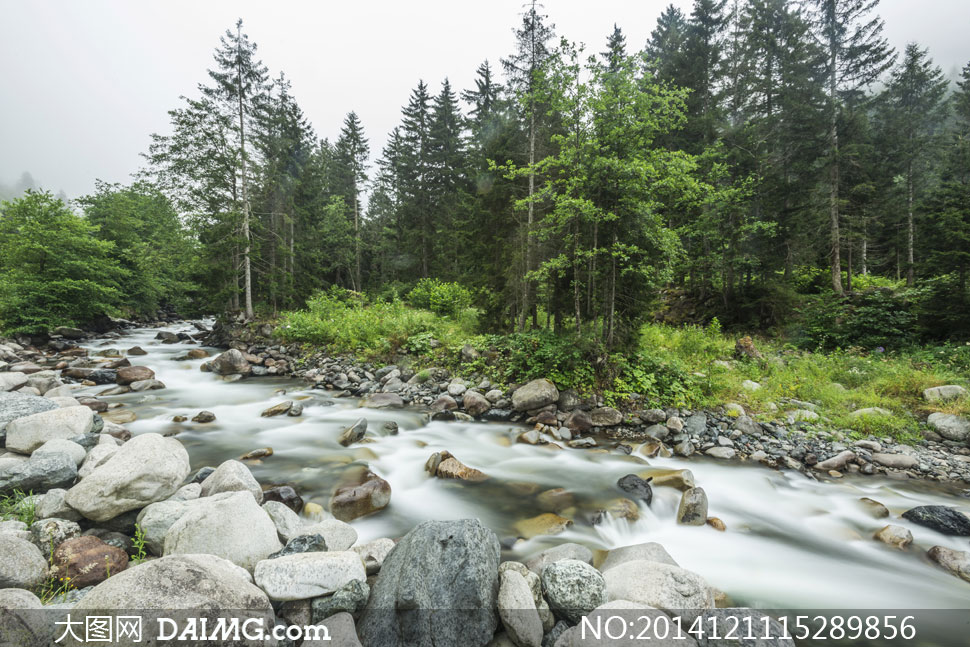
[333,112,370,290]
[644,4,688,84]
[398,81,434,277]
[427,79,467,278]
[806,0,893,294]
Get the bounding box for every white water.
[75,324,970,611]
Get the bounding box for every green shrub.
[407,278,472,318]
[795,289,916,351]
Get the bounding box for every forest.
[2,0,970,356]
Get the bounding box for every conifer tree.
[334,112,370,290]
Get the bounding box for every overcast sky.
[3,0,969,200]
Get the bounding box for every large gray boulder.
[927,413,970,442]
[541,559,607,624]
[207,349,252,376]
[923,385,968,402]
[498,569,542,647]
[0,451,77,496]
[0,390,58,432]
[359,519,501,647]
[163,491,282,571]
[200,459,263,502]
[512,379,559,412]
[602,560,714,618]
[0,535,48,589]
[254,551,366,601]
[0,372,28,392]
[65,433,189,522]
[598,542,679,572]
[136,492,237,555]
[5,406,94,453]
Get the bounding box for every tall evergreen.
[644,4,688,84]
[333,112,370,291]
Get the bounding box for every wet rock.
[262,485,304,513]
[859,497,890,518]
[207,348,252,375]
[901,506,970,536]
[512,379,559,412]
[359,392,405,408]
[5,405,94,453]
[463,390,491,417]
[201,459,263,502]
[186,348,210,359]
[129,378,165,392]
[597,498,639,522]
[617,474,653,506]
[353,537,395,575]
[514,513,572,539]
[87,368,118,384]
[255,551,366,602]
[127,346,147,355]
[602,560,714,616]
[677,487,708,526]
[155,331,179,343]
[65,433,190,522]
[115,365,155,385]
[433,451,489,482]
[647,468,695,491]
[302,519,357,552]
[927,546,970,583]
[192,410,216,423]
[923,385,967,403]
[706,517,727,531]
[270,533,328,559]
[598,542,679,571]
[163,491,282,571]
[261,400,293,417]
[51,535,128,588]
[330,469,392,521]
[536,488,575,513]
[541,559,606,624]
[813,450,855,471]
[0,535,48,589]
[240,447,273,460]
[359,519,500,647]
[101,408,136,424]
[524,543,593,574]
[590,407,623,427]
[339,418,368,446]
[873,525,913,550]
[564,409,592,434]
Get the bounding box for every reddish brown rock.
[116,365,155,386]
[52,536,128,588]
[330,469,392,522]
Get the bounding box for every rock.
[0,390,58,431]
[330,469,391,522]
[872,453,918,470]
[64,433,188,522]
[200,459,263,503]
[901,506,970,536]
[536,488,575,513]
[263,485,304,513]
[270,533,328,559]
[101,408,136,424]
[354,537,395,575]
[617,474,653,506]
[53,326,85,339]
[512,379,559,412]
[590,407,623,427]
[262,500,303,542]
[191,409,216,424]
[128,378,165,392]
[850,407,892,419]
[789,409,819,422]
[927,413,970,442]
[5,405,94,453]
[77,442,118,478]
[127,346,147,355]
[704,446,736,460]
[208,348,252,375]
[432,394,458,412]
[923,385,968,402]
[261,400,293,417]
[859,497,890,518]
[0,587,42,608]
[598,542,679,573]
[0,372,27,392]
[309,578,370,621]
[646,469,695,491]
[31,517,82,558]
[741,380,761,391]
[359,519,500,647]
[115,365,155,385]
[684,413,707,435]
[254,551,366,601]
[356,392,403,409]
[514,513,572,539]
[186,348,210,359]
[339,418,368,446]
[240,447,273,460]
[706,517,727,531]
[564,410,592,434]
[602,560,714,616]
[309,612,362,647]
[732,415,760,436]
[724,403,745,417]
[541,559,606,624]
[498,569,543,647]
[677,487,708,526]
[434,452,489,482]
[873,525,913,550]
[33,438,85,466]
[0,535,48,589]
[73,554,273,622]
[448,382,468,397]
[0,451,77,496]
[301,519,357,552]
[164,491,282,571]
[463,390,491,417]
[734,336,762,360]
[524,543,593,574]
[927,546,970,583]
[813,450,855,471]
[51,535,128,588]
[35,488,82,521]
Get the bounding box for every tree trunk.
[236,22,254,319]
[354,191,361,292]
[906,164,915,287]
[828,35,843,295]
[519,108,536,332]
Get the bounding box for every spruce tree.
[334,112,370,290]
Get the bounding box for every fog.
[2,0,969,200]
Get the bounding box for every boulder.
[51,535,128,588]
[353,537,395,575]
[922,385,967,403]
[927,546,970,583]
[200,459,263,503]
[873,525,913,550]
[676,487,708,526]
[5,406,94,453]
[0,451,77,496]
[602,560,714,617]
[192,410,216,423]
[360,393,405,409]
[901,506,970,536]
[207,349,252,375]
[564,410,592,434]
[52,326,85,339]
[254,551,366,601]
[136,492,235,555]
[33,438,85,466]
[338,418,368,446]
[590,407,623,427]
[617,474,653,506]
[261,401,293,417]
[463,391,491,417]
[0,535,48,589]
[512,379,559,412]
[301,519,357,552]
[498,569,542,647]
[598,542,679,572]
[359,519,501,647]
[77,442,118,479]
[0,372,27,392]
[116,365,155,385]
[513,513,572,539]
[926,413,970,443]
[433,451,489,482]
[540,559,607,624]
[163,491,282,571]
[127,346,148,356]
[872,453,918,470]
[263,500,304,543]
[0,390,58,431]
[330,469,391,522]
[65,433,190,522]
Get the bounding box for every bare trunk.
[236,23,254,319]
[354,192,361,292]
[828,36,843,295]
[519,109,536,332]
[906,165,915,287]
[607,233,616,348]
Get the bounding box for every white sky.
[2,0,969,199]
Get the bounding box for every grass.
[0,489,37,526]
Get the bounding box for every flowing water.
[75,324,970,611]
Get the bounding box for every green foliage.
[407,278,473,317]
[795,289,916,351]
[607,352,699,408]
[131,524,149,562]
[0,489,36,526]
[0,191,123,334]
[488,330,598,390]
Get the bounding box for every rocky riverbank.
[2,320,970,646]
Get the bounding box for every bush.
[795,289,916,351]
[407,278,472,318]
